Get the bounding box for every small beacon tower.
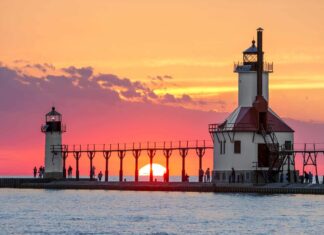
[41,107,66,179]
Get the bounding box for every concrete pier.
[1,178,324,194]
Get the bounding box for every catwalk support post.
[103,146,111,182]
[163,142,172,183]
[179,141,189,182]
[87,145,96,180]
[132,143,141,182]
[196,140,206,183]
[73,145,82,181]
[62,150,68,179]
[118,143,126,182]
[302,144,320,184]
[147,142,156,182]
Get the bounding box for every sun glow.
[139,164,166,176]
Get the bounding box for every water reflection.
[0,189,324,234]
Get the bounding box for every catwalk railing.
[289,143,324,183]
[51,140,213,183]
[233,62,274,73]
[51,141,324,184]
[262,143,324,184]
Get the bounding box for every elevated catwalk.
[51,141,324,184]
[52,140,213,183]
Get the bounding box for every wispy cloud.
[0,62,209,110]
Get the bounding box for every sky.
[1,0,324,176]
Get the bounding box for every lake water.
[1,188,324,234]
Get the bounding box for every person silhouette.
[206,168,210,182]
[98,171,103,181]
[33,166,37,178]
[304,171,309,184]
[68,166,73,178]
[231,168,236,183]
[200,169,204,183]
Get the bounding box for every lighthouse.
[41,107,66,179]
[209,28,295,183]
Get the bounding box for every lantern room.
[243,40,258,67]
[41,107,66,133]
[46,107,62,122]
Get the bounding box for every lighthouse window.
[220,141,226,155]
[220,141,226,154]
[223,141,226,154]
[285,141,292,150]
[234,141,241,154]
[220,141,222,154]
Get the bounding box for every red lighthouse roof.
[218,107,294,132]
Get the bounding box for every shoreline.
[1,178,324,194]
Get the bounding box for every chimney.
[253,27,268,132]
[257,27,263,96]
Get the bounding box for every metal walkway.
[51,140,213,183]
[51,141,324,184]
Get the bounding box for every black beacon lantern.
[42,107,66,133]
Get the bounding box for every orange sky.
[1,0,324,120]
[1,0,324,176]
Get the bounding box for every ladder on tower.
[260,125,286,182]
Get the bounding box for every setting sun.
[139,164,166,176]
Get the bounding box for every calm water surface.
[1,189,324,234]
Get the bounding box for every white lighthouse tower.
[41,107,66,179]
[210,28,295,184]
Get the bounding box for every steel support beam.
[103,151,111,182]
[132,149,141,182]
[73,151,81,181]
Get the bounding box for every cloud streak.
[0,63,205,109]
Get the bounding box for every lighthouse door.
[259,112,267,130]
[258,144,269,167]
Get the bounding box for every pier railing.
[51,140,213,183]
[51,140,324,184]
[233,62,273,73]
[52,140,213,152]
